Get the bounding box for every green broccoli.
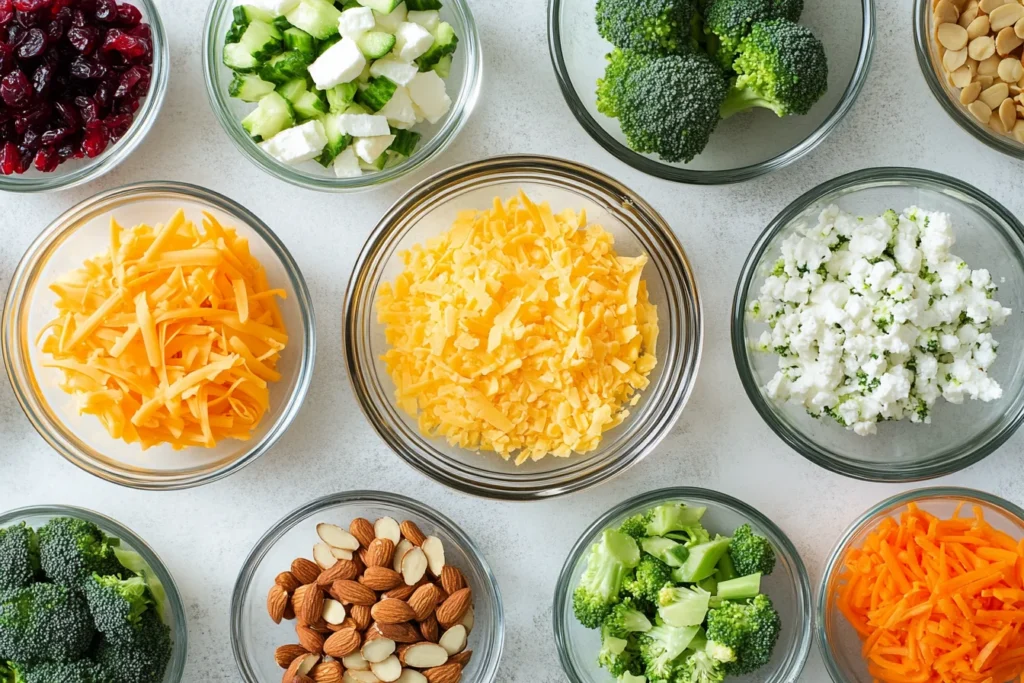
[0,523,40,592]
[641,537,689,567]
[7,660,99,683]
[0,583,95,664]
[595,49,728,163]
[598,629,645,677]
[595,0,697,54]
[714,573,762,601]
[639,622,700,681]
[623,555,672,607]
[719,19,828,118]
[672,537,732,583]
[727,524,777,577]
[617,674,647,683]
[619,513,652,543]
[645,503,707,538]
[771,0,802,21]
[657,585,710,627]
[604,598,653,639]
[573,529,641,629]
[94,610,172,683]
[677,646,727,683]
[705,594,781,675]
[703,0,773,70]
[84,574,153,645]
[38,517,123,588]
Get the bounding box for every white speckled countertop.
[2,0,1024,681]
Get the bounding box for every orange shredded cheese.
[375,191,659,464]
[38,209,288,450]
[836,501,1024,683]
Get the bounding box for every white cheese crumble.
[750,205,1011,436]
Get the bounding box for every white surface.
[1,1,1023,682]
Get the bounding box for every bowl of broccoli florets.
[0,507,186,683]
[548,0,873,183]
[554,488,812,683]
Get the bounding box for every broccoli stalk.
[573,529,641,629]
[641,537,690,567]
[714,573,762,602]
[672,537,732,583]
[0,523,40,592]
[705,594,782,675]
[658,585,711,627]
[596,0,697,54]
[598,628,645,677]
[727,524,777,576]
[639,623,701,681]
[604,599,654,638]
[84,574,154,645]
[645,503,707,537]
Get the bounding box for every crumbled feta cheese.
[354,134,396,163]
[307,37,366,90]
[372,2,406,32]
[333,146,362,177]
[406,70,451,123]
[394,21,434,62]
[246,0,300,17]
[377,86,417,126]
[751,205,1011,435]
[338,6,375,38]
[338,113,391,137]
[259,120,327,165]
[406,9,440,30]
[369,56,420,86]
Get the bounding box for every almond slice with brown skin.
[407,584,440,622]
[366,538,396,568]
[401,548,428,586]
[399,520,426,546]
[438,567,465,596]
[393,539,414,573]
[342,651,371,671]
[401,642,449,669]
[418,614,439,643]
[361,566,404,591]
[318,523,361,551]
[362,637,397,663]
[268,584,288,623]
[438,625,467,655]
[371,655,403,682]
[421,537,445,577]
[314,543,339,570]
[423,664,461,683]
[350,517,376,548]
[447,651,472,668]
[372,621,422,643]
[277,571,302,593]
[297,625,326,654]
[318,559,361,586]
[283,654,320,683]
[331,580,377,606]
[275,644,308,669]
[372,598,417,624]
[292,558,321,585]
[350,603,373,630]
[324,628,362,658]
[436,589,471,629]
[295,585,326,625]
[322,599,347,625]
[310,661,344,683]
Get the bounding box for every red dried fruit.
[16,26,45,58]
[0,42,12,73]
[13,0,52,11]
[0,0,13,26]
[93,0,114,21]
[0,140,25,174]
[80,118,105,156]
[115,3,138,26]
[66,24,97,52]
[33,143,57,170]
[0,68,30,107]
[103,110,127,139]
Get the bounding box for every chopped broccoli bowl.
[555,491,812,683]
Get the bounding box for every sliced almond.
[969,99,993,121]
[969,34,996,59]
[999,57,1024,82]
[980,81,1010,106]
[284,654,321,683]
[349,672,382,683]
[447,651,472,668]
[938,22,969,50]
[979,0,1009,12]
[421,537,445,577]
[401,547,429,586]
[460,607,474,633]
[393,539,415,572]
[363,637,397,664]
[936,0,959,23]
[989,1,1023,30]
[978,53,1001,75]
[943,46,969,71]
[951,64,974,86]
[343,652,371,671]
[374,517,402,545]
[400,642,449,669]
[314,543,339,570]
[400,520,427,546]
[1012,119,1024,142]
[999,96,1017,129]
[967,13,990,38]
[438,625,467,655]
[276,644,309,669]
[996,25,1023,53]
[395,671,428,683]
[319,523,361,551]
[371,656,403,683]
[960,0,980,26]
[323,599,347,625]
[331,547,354,561]
[1016,15,1024,38]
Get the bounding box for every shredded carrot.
[39,210,288,450]
[837,502,1024,683]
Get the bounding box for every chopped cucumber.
[225,4,275,42]
[388,128,421,156]
[344,103,370,115]
[285,0,342,39]
[283,27,317,62]
[405,0,441,10]
[326,82,359,112]
[356,31,396,59]
[241,91,295,140]
[431,54,452,78]
[294,90,328,119]
[372,2,406,32]
[276,78,308,103]
[239,20,283,62]
[223,42,259,72]
[229,73,277,101]
[259,51,311,84]
[316,112,353,165]
[356,0,403,14]
[273,15,292,32]
[359,152,389,171]
[416,21,457,70]
[341,0,362,9]
[355,76,397,111]
[316,35,340,57]
[357,60,373,83]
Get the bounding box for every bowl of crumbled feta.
[732,167,1024,481]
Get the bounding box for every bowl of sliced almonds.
[230,491,504,683]
[915,0,1024,156]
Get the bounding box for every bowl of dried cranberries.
[0,0,167,192]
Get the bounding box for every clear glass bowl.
[202,0,482,192]
[2,182,316,489]
[0,0,169,193]
[818,487,1024,683]
[547,0,875,184]
[553,487,813,683]
[913,0,1024,160]
[732,167,1024,481]
[230,490,504,682]
[343,155,704,499]
[0,504,188,682]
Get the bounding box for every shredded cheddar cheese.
[38,209,289,450]
[376,191,659,464]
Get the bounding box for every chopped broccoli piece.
[619,513,651,542]
[645,503,707,538]
[595,0,697,54]
[715,552,737,581]
[657,585,711,627]
[94,610,172,683]
[727,524,777,576]
[703,0,773,70]
[641,537,690,568]
[639,622,700,681]
[715,573,761,601]
[770,0,802,21]
[624,555,673,608]
[604,598,653,639]
[705,594,781,675]
[84,574,153,645]
[672,537,732,583]
[0,583,95,664]
[573,529,641,629]
[617,674,647,683]
[8,659,99,683]
[678,646,727,683]
[37,517,123,588]
[0,523,40,592]
[599,629,645,677]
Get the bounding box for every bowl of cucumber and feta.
[203,0,481,190]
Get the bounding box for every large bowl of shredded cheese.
[2,182,316,489]
[344,155,703,499]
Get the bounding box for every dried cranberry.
[93,0,115,21]
[55,141,71,158]
[70,6,84,25]
[69,54,104,79]
[115,3,139,26]
[113,61,139,97]
[15,26,45,58]
[114,93,134,113]
[80,118,104,156]
[66,24,96,53]
[7,23,24,46]
[32,142,55,169]
[0,69,30,107]
[43,16,61,39]
[12,0,51,11]
[48,0,70,16]
[14,101,49,133]
[0,43,12,74]
[54,98,77,128]
[73,93,96,121]
[93,73,112,107]
[0,0,12,26]
[18,124,37,148]
[103,110,127,139]
[30,62,49,93]
[126,21,147,39]
[100,28,143,58]
[0,140,23,174]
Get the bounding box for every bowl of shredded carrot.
[819,487,1024,683]
[2,182,315,490]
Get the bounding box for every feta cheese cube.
[354,135,396,163]
[338,6,375,38]
[406,9,439,30]
[394,21,434,62]
[369,56,419,86]
[372,2,406,32]
[407,70,451,123]
[333,146,363,177]
[338,113,391,137]
[308,37,366,90]
[378,86,416,126]
[259,120,327,165]
[246,0,300,17]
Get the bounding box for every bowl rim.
[0,0,170,194]
[0,503,189,683]
[545,0,876,185]
[229,489,505,683]
[730,166,1024,482]
[1,180,317,490]
[342,154,704,500]
[200,0,483,193]
[815,486,1024,683]
[552,486,814,683]
[912,0,1024,161]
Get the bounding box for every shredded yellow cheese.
[38,210,289,450]
[376,191,659,464]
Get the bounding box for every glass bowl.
[913,0,1024,160]
[547,0,875,184]
[0,0,169,193]
[818,487,1024,683]
[732,167,1024,481]
[230,490,504,682]
[553,487,813,683]
[202,0,481,192]
[2,181,316,489]
[343,155,704,499]
[0,504,188,682]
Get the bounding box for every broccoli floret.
[604,598,653,639]
[705,594,781,676]
[678,647,727,683]
[639,622,699,681]
[619,514,652,543]
[727,524,776,577]
[719,19,828,118]
[0,584,95,664]
[645,503,707,538]
[38,517,123,588]
[8,660,98,683]
[617,674,647,683]
[84,574,153,645]
[672,537,732,583]
[94,610,172,683]
[596,0,697,54]
[624,556,672,607]
[599,629,645,677]
[657,585,710,628]
[573,529,641,629]
[770,0,802,20]
[703,0,773,70]
[0,524,40,592]
[595,49,727,163]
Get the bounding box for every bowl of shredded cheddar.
[343,155,703,499]
[2,182,315,489]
